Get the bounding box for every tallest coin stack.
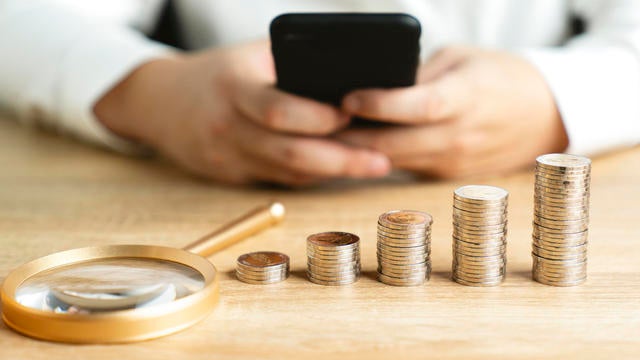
[532,153,591,286]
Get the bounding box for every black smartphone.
[270,13,421,114]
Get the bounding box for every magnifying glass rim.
[1,245,219,343]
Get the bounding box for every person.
[0,1,639,186]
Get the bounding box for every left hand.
[336,46,569,179]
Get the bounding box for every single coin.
[236,276,289,285]
[534,211,588,222]
[307,258,360,269]
[378,210,433,229]
[378,256,430,266]
[307,231,360,248]
[533,226,588,238]
[379,267,430,278]
[452,216,507,227]
[377,237,429,248]
[535,164,591,175]
[453,236,506,247]
[452,271,505,282]
[454,185,509,202]
[533,238,588,250]
[452,261,506,271]
[377,247,430,258]
[377,241,430,251]
[452,276,504,287]
[531,252,587,265]
[534,176,591,186]
[307,269,360,281]
[453,201,508,213]
[376,228,429,240]
[453,211,508,222]
[534,183,590,193]
[533,216,589,228]
[532,240,587,251]
[308,277,359,286]
[235,265,289,277]
[306,249,360,260]
[377,272,427,287]
[378,241,429,250]
[453,222,507,233]
[453,269,505,279]
[536,153,591,169]
[534,201,589,212]
[453,234,507,246]
[237,251,289,269]
[235,271,289,282]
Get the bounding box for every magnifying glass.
[1,202,285,343]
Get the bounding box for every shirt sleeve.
[518,0,640,156]
[0,0,172,152]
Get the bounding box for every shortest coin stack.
[532,153,591,287]
[377,210,433,286]
[452,185,508,287]
[307,232,361,286]
[236,251,290,285]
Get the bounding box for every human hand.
[337,46,569,179]
[94,41,390,186]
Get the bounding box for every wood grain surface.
[0,118,639,359]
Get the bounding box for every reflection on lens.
[15,258,205,314]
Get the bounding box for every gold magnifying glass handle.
[183,202,285,257]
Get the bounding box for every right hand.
[94,41,390,186]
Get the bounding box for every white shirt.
[0,0,639,155]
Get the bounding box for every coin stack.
[307,232,361,286]
[532,153,591,287]
[236,251,290,285]
[452,185,508,286]
[377,210,432,286]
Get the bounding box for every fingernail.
[367,154,391,176]
[343,95,360,112]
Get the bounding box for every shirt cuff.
[57,27,173,153]
[518,47,640,156]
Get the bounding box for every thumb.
[342,65,473,124]
[419,46,473,83]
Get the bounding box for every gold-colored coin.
[378,210,433,230]
[307,232,360,247]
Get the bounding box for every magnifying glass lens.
[15,258,205,314]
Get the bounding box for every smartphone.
[270,13,421,114]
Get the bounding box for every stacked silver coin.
[307,232,361,286]
[377,210,432,286]
[532,153,591,286]
[452,185,508,286]
[236,251,290,285]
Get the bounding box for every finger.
[341,70,472,125]
[233,81,349,135]
[392,153,441,173]
[236,119,391,178]
[418,46,472,82]
[244,156,326,187]
[336,124,454,158]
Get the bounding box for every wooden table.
[1,118,639,359]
